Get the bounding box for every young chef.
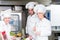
[1,9,12,40]
[33,4,51,40]
[25,2,38,40]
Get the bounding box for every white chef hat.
[34,4,46,14]
[1,13,11,20]
[1,9,11,20]
[25,2,38,9]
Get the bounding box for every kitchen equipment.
[58,36,60,40]
[10,12,22,33]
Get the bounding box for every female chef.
[33,4,51,40]
[1,9,12,40]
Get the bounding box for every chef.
[25,2,38,40]
[33,4,51,40]
[0,9,12,40]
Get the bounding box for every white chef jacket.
[0,21,5,32]
[0,21,11,40]
[26,14,38,40]
[35,18,51,40]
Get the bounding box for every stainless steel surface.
[0,0,51,5]
[10,12,22,33]
[52,26,60,31]
[0,1,27,5]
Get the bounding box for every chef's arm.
[35,31,40,36]
[26,21,28,34]
[41,23,52,36]
[43,26,51,36]
[47,25,51,36]
[26,17,29,34]
[34,27,41,36]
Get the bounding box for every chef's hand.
[35,32,40,35]
[0,32,1,35]
[29,35,33,39]
[0,32,1,33]
[33,26,36,32]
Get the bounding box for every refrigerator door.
[10,13,22,33]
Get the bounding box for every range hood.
[0,0,52,5]
[0,0,28,5]
[0,0,26,1]
[52,0,60,4]
[0,0,36,5]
